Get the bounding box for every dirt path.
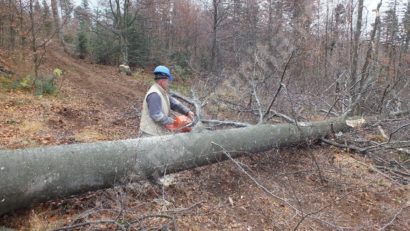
[47,47,145,110]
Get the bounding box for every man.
[139,65,194,137]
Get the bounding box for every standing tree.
[74,0,91,59]
[404,0,410,52]
[108,0,136,65]
[209,0,228,72]
[60,0,74,21]
[42,0,53,34]
[349,0,364,115]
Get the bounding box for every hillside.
[0,47,409,230]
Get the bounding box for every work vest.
[140,83,171,136]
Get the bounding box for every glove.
[164,122,178,132]
[164,116,193,133]
[187,111,195,120]
[174,115,191,127]
[175,115,192,132]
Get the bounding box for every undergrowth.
[0,68,62,96]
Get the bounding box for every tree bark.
[211,0,218,72]
[50,0,64,47]
[0,117,357,215]
[350,0,364,115]
[28,0,39,79]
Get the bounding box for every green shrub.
[34,68,62,96]
[5,68,62,95]
[0,75,12,89]
[10,75,33,91]
[174,64,192,82]
[34,77,57,95]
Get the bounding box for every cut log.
[0,117,358,215]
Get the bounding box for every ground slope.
[0,47,409,230]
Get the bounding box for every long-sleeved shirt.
[146,92,190,125]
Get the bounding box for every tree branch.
[263,50,295,120]
[52,220,126,231]
[379,206,408,231]
[201,119,250,128]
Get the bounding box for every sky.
[73,0,382,11]
[71,0,400,28]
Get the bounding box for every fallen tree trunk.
[0,117,357,215]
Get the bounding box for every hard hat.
[153,65,173,81]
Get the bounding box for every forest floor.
[0,46,409,230]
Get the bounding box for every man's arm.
[146,93,173,125]
[169,96,192,116]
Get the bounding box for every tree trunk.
[0,117,357,215]
[50,0,64,47]
[29,0,39,80]
[350,0,364,115]
[211,0,218,72]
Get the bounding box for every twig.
[114,188,126,222]
[263,50,295,120]
[266,110,297,124]
[321,139,404,184]
[293,189,355,231]
[52,220,126,231]
[321,138,366,153]
[376,166,410,177]
[319,109,339,117]
[211,142,300,213]
[354,159,400,184]
[213,142,354,231]
[378,206,408,231]
[165,201,205,214]
[129,214,173,224]
[69,208,120,224]
[388,123,410,143]
[170,90,201,126]
[322,138,410,154]
[364,141,410,152]
[323,98,342,119]
[389,110,410,118]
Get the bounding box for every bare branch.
[379,206,408,231]
[388,123,410,143]
[165,201,205,214]
[170,90,201,118]
[201,119,250,128]
[211,142,300,213]
[320,109,340,117]
[321,138,367,153]
[389,110,410,118]
[266,110,297,124]
[263,50,295,120]
[213,142,356,230]
[129,214,173,224]
[52,220,126,231]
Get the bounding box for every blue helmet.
[153,65,173,81]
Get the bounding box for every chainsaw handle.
[182,115,199,128]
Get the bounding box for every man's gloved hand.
[175,115,192,132]
[164,121,178,132]
[164,115,193,133]
[187,111,195,120]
